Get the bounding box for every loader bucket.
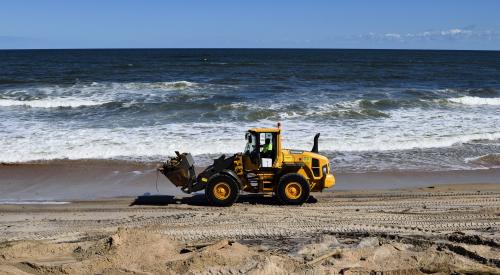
[158,152,196,188]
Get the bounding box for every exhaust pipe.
[311,133,320,153]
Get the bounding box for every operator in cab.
[261,138,272,158]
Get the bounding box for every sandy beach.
[0,176,498,274]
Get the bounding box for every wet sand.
[0,180,499,274]
[0,160,182,201]
[2,160,500,201]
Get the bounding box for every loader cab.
[244,128,281,168]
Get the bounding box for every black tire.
[276,173,310,205]
[205,174,240,207]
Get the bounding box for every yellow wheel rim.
[284,182,302,200]
[213,182,231,200]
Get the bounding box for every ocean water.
[1,49,500,172]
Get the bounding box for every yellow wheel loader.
[158,124,335,206]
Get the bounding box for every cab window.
[259,133,273,152]
[244,132,256,155]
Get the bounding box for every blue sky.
[1,0,499,50]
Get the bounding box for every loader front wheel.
[276,173,310,205]
[205,174,240,207]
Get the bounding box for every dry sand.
[0,183,499,274]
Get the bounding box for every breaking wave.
[220,102,392,121]
[465,88,499,97]
[120,80,199,90]
[0,80,205,109]
[466,153,500,167]
[1,118,500,163]
[447,96,500,106]
[0,98,108,108]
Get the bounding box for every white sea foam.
[448,96,500,106]
[0,98,107,108]
[1,83,500,165]
[329,132,500,152]
[161,80,198,88]
[2,114,500,163]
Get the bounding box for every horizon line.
[0,47,499,52]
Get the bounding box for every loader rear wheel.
[276,173,310,205]
[205,174,240,207]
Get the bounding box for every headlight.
[322,165,327,175]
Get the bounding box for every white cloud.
[384,33,401,39]
[361,28,500,42]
